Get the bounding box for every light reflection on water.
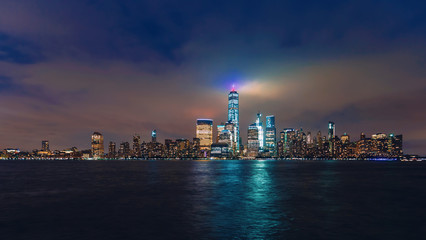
[190,160,290,239]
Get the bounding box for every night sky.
[0,0,425,154]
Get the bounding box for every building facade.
[265,115,276,155]
[248,124,259,157]
[91,132,104,159]
[196,119,213,150]
[228,89,240,152]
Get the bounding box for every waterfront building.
[265,115,276,155]
[247,124,259,157]
[328,121,335,140]
[152,130,157,143]
[255,113,264,151]
[118,142,130,157]
[165,139,177,158]
[282,128,295,157]
[328,122,336,156]
[176,138,191,158]
[133,134,141,156]
[211,143,230,158]
[228,88,240,152]
[108,141,116,158]
[224,121,236,153]
[216,124,225,142]
[218,129,233,151]
[196,119,213,150]
[91,132,104,159]
[192,138,201,158]
[390,134,403,158]
[147,141,164,158]
[42,140,50,151]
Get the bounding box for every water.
[0,160,425,239]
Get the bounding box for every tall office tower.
[218,130,233,149]
[306,132,313,145]
[91,132,104,158]
[224,121,236,152]
[265,115,276,154]
[328,122,336,157]
[217,124,225,142]
[42,140,49,151]
[133,134,141,156]
[247,124,260,157]
[360,132,366,140]
[108,141,116,157]
[392,134,403,158]
[228,87,240,152]
[192,138,201,157]
[255,113,264,151]
[328,121,335,140]
[283,128,295,156]
[119,142,130,157]
[151,130,157,143]
[196,119,213,150]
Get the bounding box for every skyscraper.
[255,112,264,151]
[108,141,116,158]
[151,130,157,143]
[247,123,259,157]
[265,115,276,154]
[118,142,130,157]
[283,128,295,156]
[196,119,213,150]
[216,124,225,142]
[42,140,49,151]
[218,129,233,150]
[328,121,335,140]
[133,134,141,156]
[91,132,104,159]
[228,88,240,152]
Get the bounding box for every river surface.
[0,160,425,239]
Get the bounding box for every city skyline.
[0,1,425,154]
[1,89,406,159]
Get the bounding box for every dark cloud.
[0,33,44,64]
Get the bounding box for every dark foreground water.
[0,160,425,240]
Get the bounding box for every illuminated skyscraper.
[265,115,276,154]
[328,121,335,140]
[247,124,259,157]
[217,124,225,142]
[218,129,233,146]
[42,140,49,151]
[151,130,157,142]
[228,88,240,152]
[328,122,336,156]
[91,132,104,159]
[196,119,213,150]
[283,128,295,156]
[255,113,264,151]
